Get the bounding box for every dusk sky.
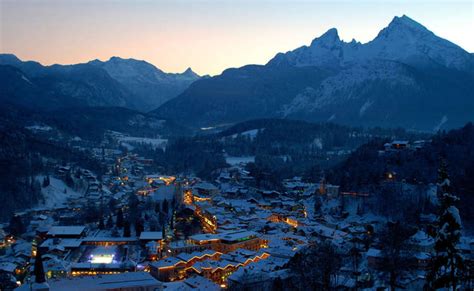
[1,0,473,76]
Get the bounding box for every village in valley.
[1,129,472,291]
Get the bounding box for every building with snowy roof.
[18,271,162,291]
[47,226,86,239]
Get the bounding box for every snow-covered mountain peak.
[388,15,428,32]
[182,67,199,78]
[366,15,472,70]
[374,14,432,43]
[267,15,473,71]
[310,28,341,47]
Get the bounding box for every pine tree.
[379,221,413,290]
[162,199,169,215]
[425,160,463,290]
[128,193,140,221]
[65,173,74,188]
[116,209,124,228]
[42,175,50,188]
[162,223,166,241]
[106,215,114,229]
[169,214,175,237]
[9,215,25,237]
[135,219,144,237]
[123,221,131,237]
[273,276,283,291]
[108,198,116,213]
[314,196,322,216]
[98,217,105,230]
[34,248,46,283]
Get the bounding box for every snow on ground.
[151,185,176,202]
[25,125,53,132]
[433,115,448,132]
[21,74,33,85]
[37,176,84,209]
[118,136,168,150]
[359,100,374,116]
[231,129,261,140]
[225,156,255,166]
[312,137,323,149]
[121,142,135,151]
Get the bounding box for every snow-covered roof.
[409,230,434,247]
[0,262,17,273]
[48,226,85,236]
[366,248,382,258]
[392,140,409,144]
[151,257,184,269]
[44,271,160,290]
[184,276,220,290]
[177,249,219,262]
[194,182,218,191]
[139,231,163,241]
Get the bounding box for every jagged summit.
[155,15,474,130]
[389,15,428,31]
[310,28,341,47]
[375,14,432,41]
[268,15,472,71]
[182,67,199,77]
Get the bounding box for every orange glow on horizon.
[2,1,471,76]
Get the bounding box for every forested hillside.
[0,123,107,220]
[326,123,474,222]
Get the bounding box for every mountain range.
[0,54,200,111]
[1,15,473,132]
[153,15,474,131]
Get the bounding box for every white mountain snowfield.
[281,60,417,117]
[89,57,200,109]
[272,15,474,129]
[92,57,199,83]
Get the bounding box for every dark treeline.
[0,129,43,221]
[134,119,428,189]
[134,136,228,179]
[327,122,474,223]
[220,119,428,189]
[0,102,191,142]
[45,107,192,141]
[219,118,423,156]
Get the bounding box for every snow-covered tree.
[425,160,463,290]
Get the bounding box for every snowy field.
[37,176,84,209]
[118,136,168,150]
[231,129,261,140]
[25,125,53,132]
[225,156,255,166]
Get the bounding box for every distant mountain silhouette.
[0,54,200,111]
